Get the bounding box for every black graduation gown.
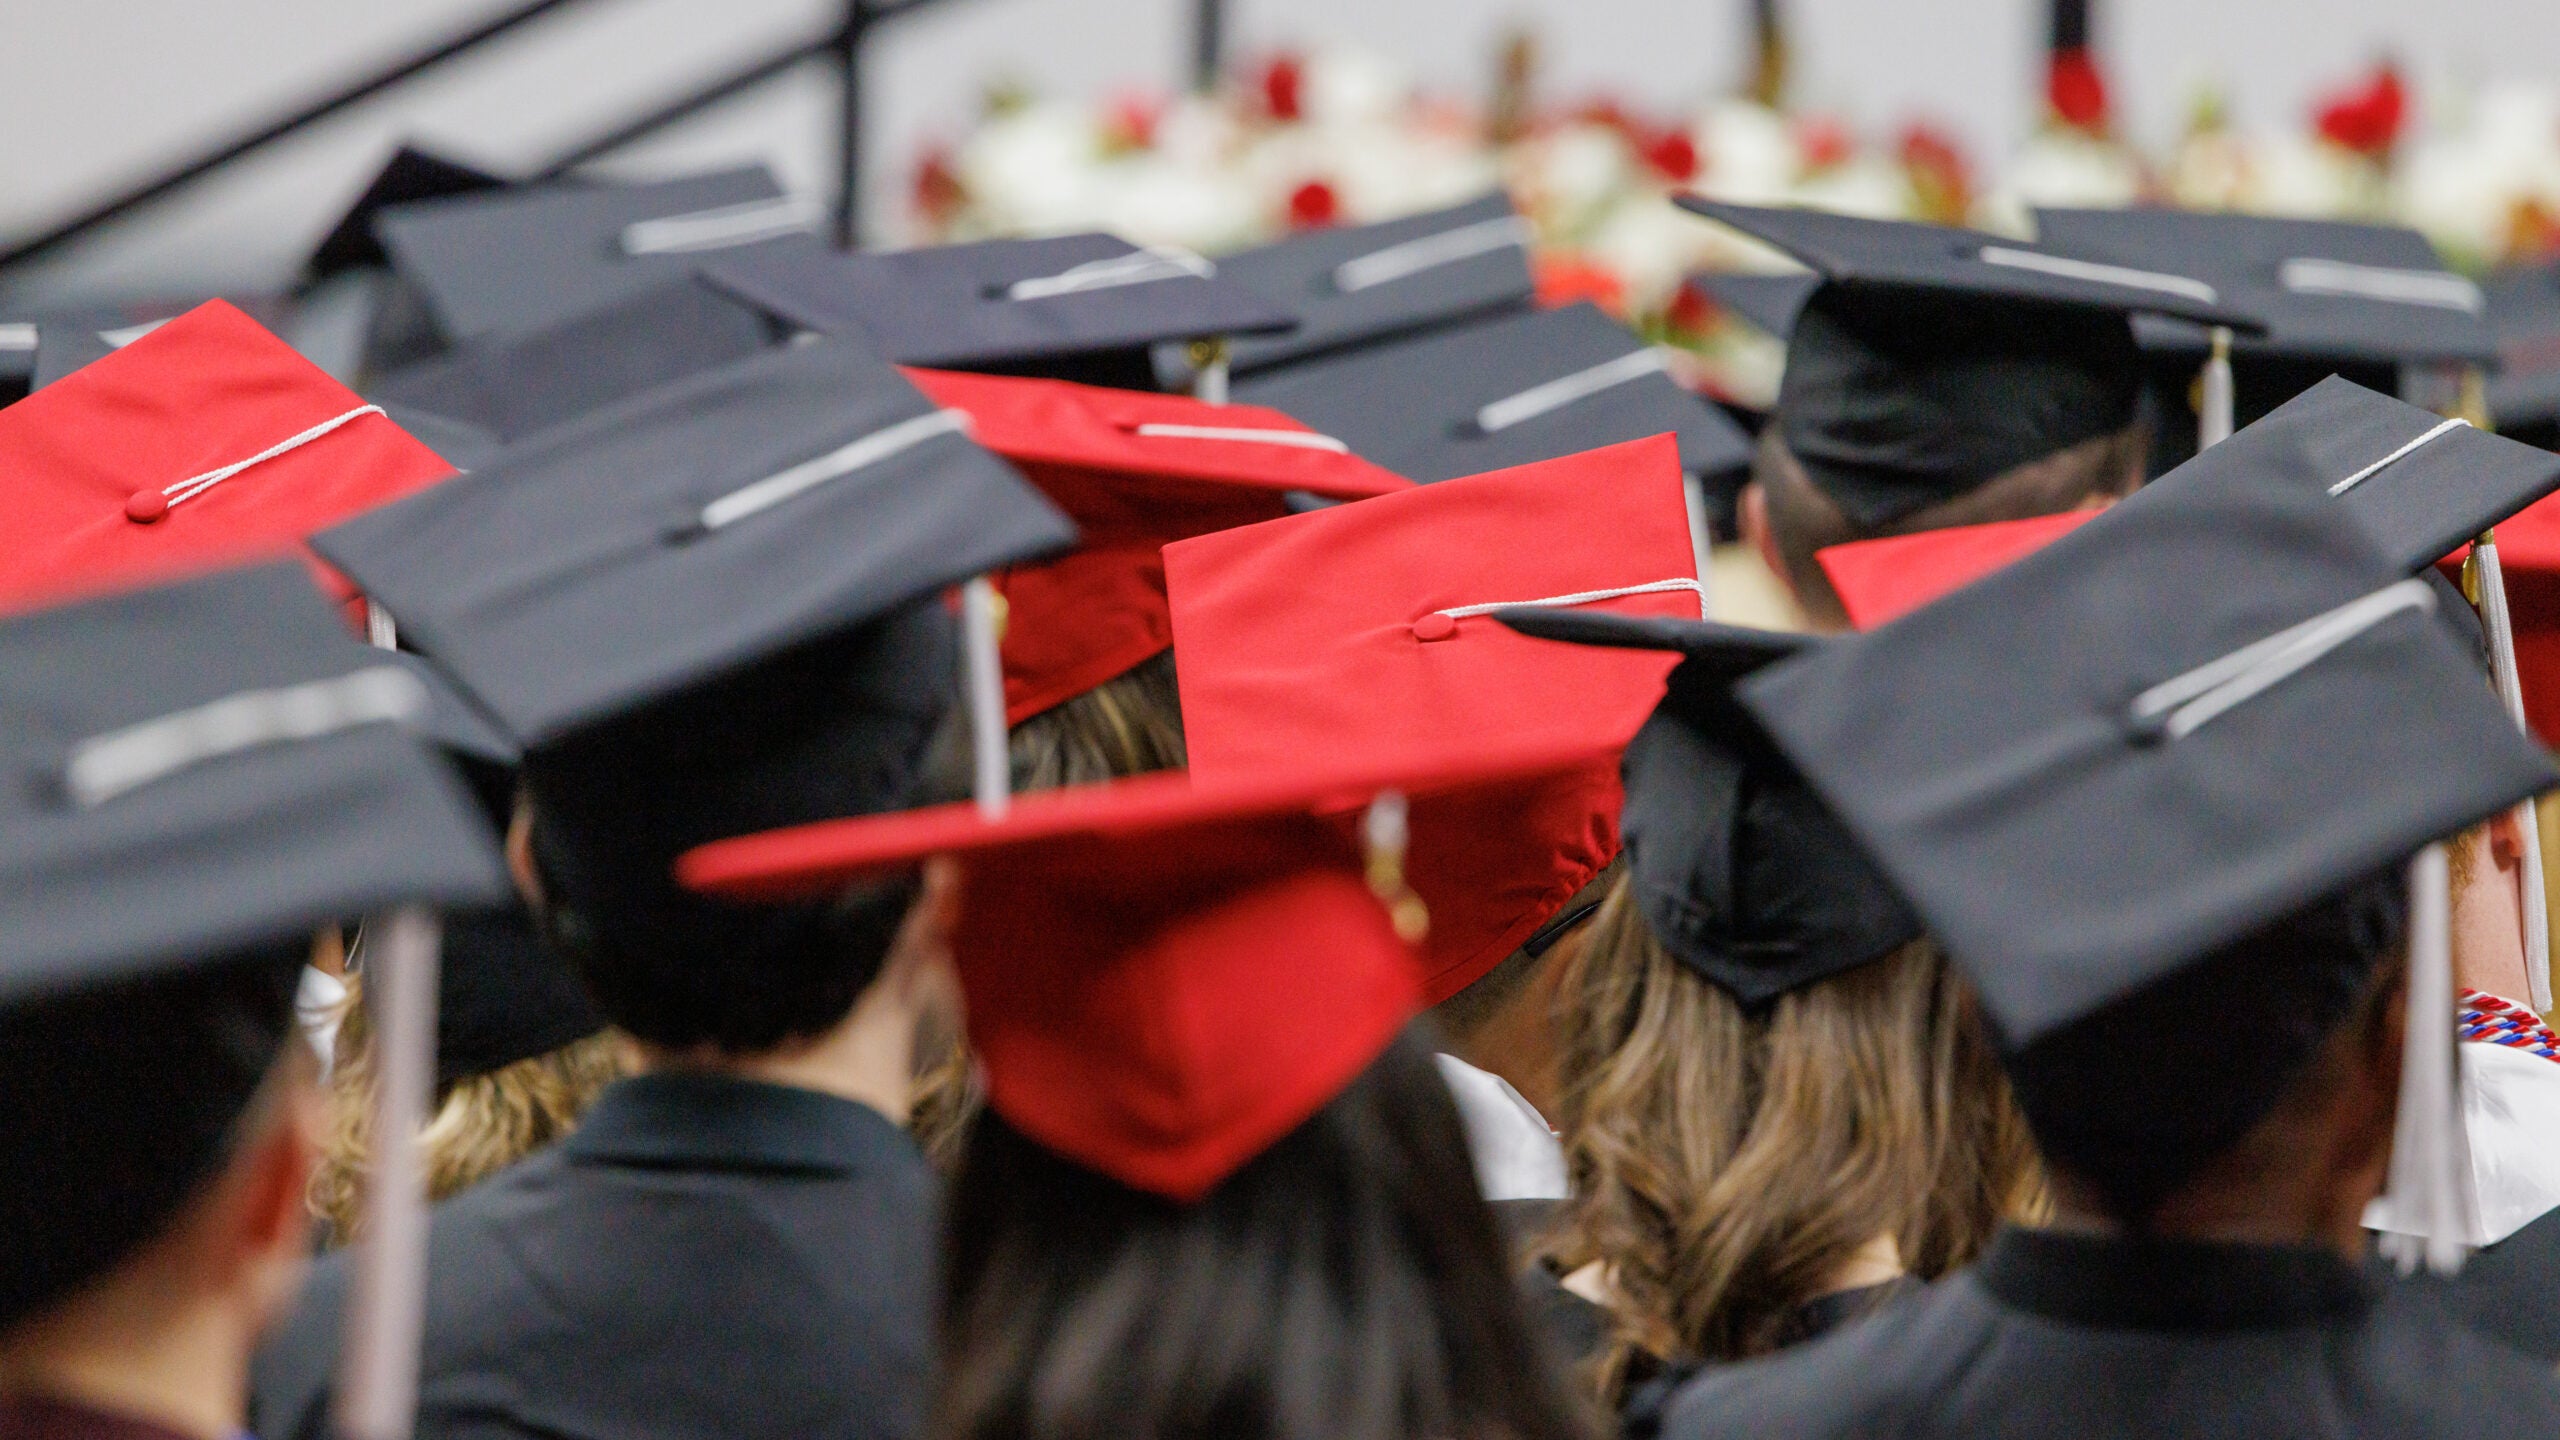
[251,1072,936,1440]
[0,1399,197,1440]
[2400,1203,2560,1364]
[1658,1227,2560,1439]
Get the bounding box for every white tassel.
[2379,844,2468,1276]
[2472,537,2552,1011]
[1680,475,1716,620]
[2197,327,2234,451]
[1188,336,1231,407]
[334,907,443,1440]
[961,577,1009,820]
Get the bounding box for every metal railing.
[0,0,1233,276]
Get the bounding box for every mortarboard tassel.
[2379,842,2470,1276]
[962,577,1010,819]
[2469,535,2553,1010]
[335,906,444,1440]
[1189,336,1231,406]
[2197,326,2234,451]
[1681,475,1718,614]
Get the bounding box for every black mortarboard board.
[374,165,812,346]
[1229,302,1754,486]
[306,144,511,284]
[370,276,777,443]
[372,400,502,474]
[1681,200,2257,527]
[700,231,1294,390]
[1692,269,1820,340]
[1739,468,2556,1208]
[2483,262,2560,442]
[1199,191,1537,378]
[0,319,35,405]
[28,309,180,391]
[2126,374,2560,573]
[1496,609,1919,1005]
[314,338,1075,971]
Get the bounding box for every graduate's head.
[1006,648,1188,790]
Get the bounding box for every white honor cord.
[2280,258,2485,314]
[2198,328,2235,451]
[2329,419,2472,497]
[1131,423,1349,453]
[2473,538,2553,1010]
[2380,844,2467,1276]
[696,409,971,532]
[1475,349,1672,435]
[1331,215,1534,294]
[961,577,1009,819]
[1434,576,1706,622]
[2129,579,2434,741]
[1972,247,2221,305]
[160,404,384,509]
[1005,245,1214,302]
[64,667,428,808]
[335,906,443,1440]
[618,195,818,256]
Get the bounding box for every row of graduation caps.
[3,157,2559,1435]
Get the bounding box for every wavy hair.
[1537,873,2041,1397]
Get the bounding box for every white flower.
[1983,130,2144,234]
[1298,44,1411,127]
[1588,195,1720,315]
[953,101,1109,234]
[1690,99,1799,206]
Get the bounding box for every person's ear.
[2489,807,2527,871]
[229,1065,327,1334]
[1738,482,1796,603]
[505,796,545,910]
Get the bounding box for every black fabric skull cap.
[1496,607,1922,1004]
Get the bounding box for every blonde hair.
[310,969,627,1244]
[1539,873,2041,1397]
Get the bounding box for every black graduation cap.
[313,336,1076,971]
[372,400,503,474]
[1678,200,2258,527]
[699,231,1294,390]
[1496,608,1919,1005]
[0,318,35,405]
[26,309,180,391]
[370,276,777,444]
[2483,262,2560,443]
[1691,269,1820,339]
[306,144,512,284]
[1228,301,1754,487]
[1738,465,2556,1210]
[373,165,813,346]
[1195,190,1537,379]
[2127,374,2560,573]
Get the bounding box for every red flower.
[2047,47,2110,132]
[1643,128,1700,182]
[912,147,965,229]
[1898,122,1974,223]
[1796,115,1853,171]
[1665,280,1720,337]
[2315,62,2406,158]
[1103,91,1162,151]
[1287,180,1341,230]
[1262,54,1305,122]
[1533,254,1627,316]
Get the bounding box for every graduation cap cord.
[2130,578,2434,741]
[0,322,34,352]
[1972,246,2220,305]
[2280,258,2485,314]
[1474,348,1673,435]
[694,408,972,532]
[62,665,428,808]
[1131,422,1350,453]
[618,194,819,257]
[2198,327,2235,451]
[2378,842,2470,1276]
[1432,576,1708,624]
[2470,536,2554,1010]
[336,905,443,1440]
[2327,419,2470,497]
[1330,215,1533,294]
[143,403,385,515]
[1005,245,1215,302]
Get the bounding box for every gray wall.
[7,0,2560,304]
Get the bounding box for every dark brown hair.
[935,1026,1597,1440]
[1539,875,2040,1395]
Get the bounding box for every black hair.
[2005,863,2410,1221]
[936,1025,1596,1440]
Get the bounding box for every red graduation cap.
[678,746,1598,1200]
[904,367,1410,723]
[0,301,455,615]
[1164,433,1701,1002]
[1815,509,2098,631]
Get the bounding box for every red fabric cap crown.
[679,748,1609,1201]
[903,368,1410,722]
[2485,490,2560,745]
[1165,433,1701,1001]
[1816,509,2097,631]
[0,300,457,615]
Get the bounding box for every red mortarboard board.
[678,747,1597,1200]
[0,301,455,614]
[1165,434,1702,1001]
[903,367,1411,722]
[1815,509,2098,631]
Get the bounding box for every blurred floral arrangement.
[905,23,2560,407]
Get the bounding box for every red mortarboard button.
[1410,612,1457,642]
[124,490,170,524]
